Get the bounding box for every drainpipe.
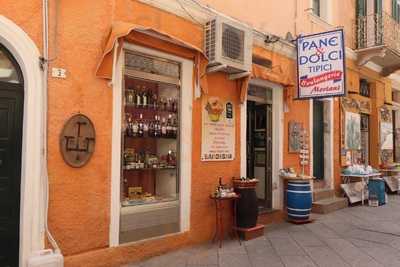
[42,0,61,254]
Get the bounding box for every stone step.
[313,188,335,202]
[312,197,348,214]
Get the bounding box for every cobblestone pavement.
[123,195,400,267]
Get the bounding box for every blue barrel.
[368,178,386,205]
[286,181,312,221]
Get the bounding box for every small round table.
[210,194,241,248]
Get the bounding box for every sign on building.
[296,29,346,99]
[201,96,235,161]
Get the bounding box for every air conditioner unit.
[205,16,253,76]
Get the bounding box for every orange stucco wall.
[1,1,314,266]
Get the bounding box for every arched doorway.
[0,44,24,267]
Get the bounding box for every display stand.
[210,195,241,248]
[340,173,381,205]
[280,175,314,224]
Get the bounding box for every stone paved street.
[123,195,400,267]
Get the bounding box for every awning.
[96,21,209,97]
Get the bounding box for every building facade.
[1,0,400,266]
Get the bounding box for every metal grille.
[355,12,400,53]
[125,52,180,79]
[221,23,244,62]
[205,19,216,62]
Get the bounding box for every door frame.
[240,78,283,209]
[0,16,45,266]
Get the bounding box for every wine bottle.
[126,114,132,137]
[138,113,144,137]
[166,114,172,138]
[154,115,160,137]
[142,86,148,108]
[136,86,142,108]
[143,117,149,137]
[132,115,139,137]
[172,117,178,138]
[127,90,134,105]
[161,117,167,137]
[148,118,155,137]
[152,91,158,110]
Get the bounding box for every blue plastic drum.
[286,180,312,221]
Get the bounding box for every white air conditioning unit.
[205,16,253,77]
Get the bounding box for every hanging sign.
[201,97,235,161]
[296,29,346,99]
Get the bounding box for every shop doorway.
[246,85,273,210]
[0,44,24,267]
[313,100,325,180]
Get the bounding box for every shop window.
[312,0,329,21]
[120,51,181,243]
[313,0,321,16]
[360,79,370,97]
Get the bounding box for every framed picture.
[288,121,302,153]
[255,151,265,167]
[344,112,361,150]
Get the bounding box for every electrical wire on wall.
[176,0,203,25]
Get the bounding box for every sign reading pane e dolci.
[296,29,346,99]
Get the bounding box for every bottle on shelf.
[138,113,144,137]
[126,114,133,137]
[161,117,167,137]
[143,116,149,137]
[166,114,172,138]
[172,116,178,138]
[142,86,148,109]
[154,115,161,137]
[131,115,139,137]
[148,117,155,137]
[127,90,134,105]
[135,85,142,108]
[166,98,172,112]
[172,98,178,113]
[152,91,158,110]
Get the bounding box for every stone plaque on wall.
[60,114,95,168]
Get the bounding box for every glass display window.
[119,51,181,243]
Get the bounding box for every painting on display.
[341,182,367,204]
[201,96,235,161]
[380,122,393,150]
[344,112,361,150]
[288,121,303,153]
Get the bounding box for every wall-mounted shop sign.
[60,114,96,167]
[201,97,235,161]
[296,29,346,99]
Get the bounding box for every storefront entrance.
[246,85,273,210]
[313,100,325,180]
[0,44,24,267]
